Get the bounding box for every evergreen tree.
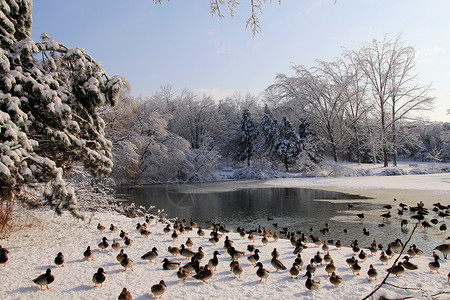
[259,104,277,159]
[273,116,301,171]
[0,0,123,218]
[298,116,322,164]
[236,109,258,166]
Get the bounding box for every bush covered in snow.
[382,168,408,176]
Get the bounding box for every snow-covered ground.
[1,161,449,299]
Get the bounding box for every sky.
[30,0,450,122]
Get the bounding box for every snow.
[1,161,449,299]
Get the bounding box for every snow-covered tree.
[297,116,322,165]
[259,104,277,159]
[273,115,301,171]
[236,109,258,166]
[0,0,123,219]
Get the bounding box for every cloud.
[416,47,447,63]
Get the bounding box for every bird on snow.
[151,280,166,299]
[33,268,54,291]
[54,252,64,268]
[92,267,106,287]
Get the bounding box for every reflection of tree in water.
[165,182,203,209]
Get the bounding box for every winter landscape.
[1,1,450,299]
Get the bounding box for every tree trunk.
[380,101,389,167]
[391,101,397,166]
[284,155,289,171]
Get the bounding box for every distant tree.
[298,116,322,164]
[236,109,258,166]
[273,115,301,171]
[0,0,123,220]
[259,104,277,159]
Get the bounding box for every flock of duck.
[1,200,449,299]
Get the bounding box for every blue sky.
[31,0,449,121]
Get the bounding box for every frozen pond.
[118,181,445,254]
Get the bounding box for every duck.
[111,240,120,251]
[313,251,322,265]
[412,244,424,256]
[92,268,106,287]
[197,227,205,237]
[110,224,118,232]
[98,237,109,251]
[367,264,378,281]
[193,247,205,261]
[271,248,279,259]
[0,248,8,266]
[325,259,336,276]
[33,268,54,291]
[261,235,269,246]
[434,244,450,259]
[54,252,64,267]
[379,251,389,265]
[83,246,94,261]
[345,256,356,267]
[358,250,368,262]
[172,230,178,242]
[247,244,256,253]
[329,271,343,287]
[232,261,243,278]
[139,228,152,238]
[229,247,245,261]
[163,224,171,235]
[402,256,418,270]
[121,254,134,271]
[124,236,133,247]
[177,267,190,283]
[118,287,132,300]
[322,241,329,253]
[289,263,300,278]
[306,258,316,275]
[248,233,255,243]
[350,259,362,276]
[369,243,378,256]
[186,238,194,248]
[119,230,128,240]
[247,249,260,266]
[162,258,180,270]
[388,239,403,252]
[428,256,440,273]
[294,253,303,270]
[255,262,270,282]
[180,244,195,259]
[97,223,105,232]
[271,257,287,272]
[230,260,239,272]
[116,249,125,263]
[207,250,220,271]
[387,262,405,277]
[406,246,416,257]
[324,251,332,263]
[304,270,320,290]
[168,246,180,256]
[335,240,342,250]
[193,265,213,283]
[141,247,158,263]
[150,280,166,299]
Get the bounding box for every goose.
[92,268,106,287]
[33,268,54,291]
[150,280,166,299]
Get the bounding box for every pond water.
[117,181,444,255]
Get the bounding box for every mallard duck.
[112,240,120,251]
[434,244,450,259]
[54,252,64,268]
[139,228,152,238]
[385,245,394,258]
[271,257,287,272]
[402,256,418,270]
[406,245,416,257]
[177,267,190,283]
[248,233,255,243]
[322,242,329,253]
[121,254,134,271]
[255,262,270,282]
[306,258,316,275]
[358,250,367,262]
[83,246,94,261]
[388,262,405,277]
[119,230,128,240]
[412,244,424,256]
[109,224,118,232]
[329,271,342,287]
[323,251,332,263]
[289,263,300,278]
[388,239,403,252]
[247,249,260,266]
[33,268,54,291]
[230,260,239,272]
[346,256,356,267]
[0,248,8,266]
[367,264,378,281]
[271,248,279,259]
[229,247,245,261]
[193,247,205,261]
[98,237,109,251]
[197,227,205,237]
[97,223,105,232]
[162,258,180,270]
[193,265,213,283]
[172,230,178,242]
[304,270,320,290]
[379,251,389,265]
[124,236,133,248]
[350,260,361,276]
[325,259,336,276]
[92,268,106,287]
[313,251,322,265]
[335,240,342,249]
[207,250,220,271]
[429,256,440,273]
[247,244,256,253]
[261,235,269,246]
[294,253,303,270]
[168,246,180,256]
[163,224,171,235]
[273,232,279,242]
[141,247,158,263]
[186,238,194,248]
[232,261,243,278]
[180,244,195,259]
[116,249,125,263]
[151,280,166,299]
[118,287,132,300]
